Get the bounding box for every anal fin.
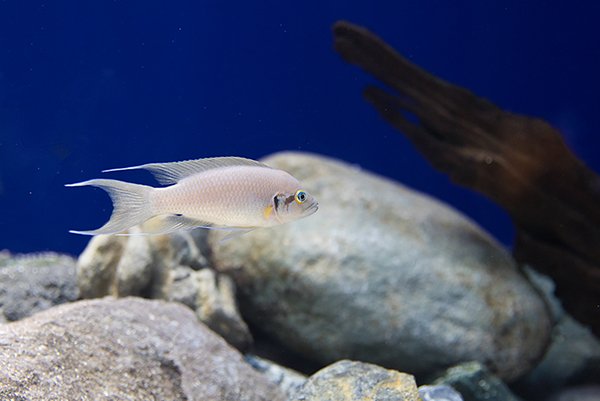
[219,228,255,242]
[124,214,214,235]
[120,214,256,238]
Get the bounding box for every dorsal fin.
[103,156,271,185]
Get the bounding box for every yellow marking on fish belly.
[263,205,274,220]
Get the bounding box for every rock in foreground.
[294,360,419,401]
[210,152,552,380]
[0,297,284,401]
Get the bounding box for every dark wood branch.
[333,20,600,335]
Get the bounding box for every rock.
[0,251,78,321]
[514,268,600,400]
[209,152,552,380]
[515,311,600,400]
[164,228,211,269]
[168,264,201,308]
[144,229,213,300]
[77,234,126,298]
[419,385,464,401]
[77,227,155,298]
[432,362,521,401]
[167,265,252,350]
[76,229,251,349]
[0,297,285,401]
[294,360,419,401]
[114,230,154,296]
[246,354,307,400]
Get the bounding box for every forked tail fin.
[66,179,155,235]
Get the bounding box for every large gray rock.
[0,297,284,401]
[0,251,78,321]
[210,152,552,381]
[294,360,420,401]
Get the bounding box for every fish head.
[272,188,318,224]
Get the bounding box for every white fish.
[66,156,318,236]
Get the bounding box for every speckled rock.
[294,360,419,401]
[0,251,78,321]
[209,152,552,380]
[76,229,251,349]
[246,354,307,400]
[0,297,284,401]
[432,362,520,401]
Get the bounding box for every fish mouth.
[304,201,319,216]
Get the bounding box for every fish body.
[66,157,318,236]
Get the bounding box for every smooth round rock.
[210,151,552,381]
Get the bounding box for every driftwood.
[333,21,600,336]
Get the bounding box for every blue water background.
[1,1,598,256]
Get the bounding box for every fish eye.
[295,190,307,204]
